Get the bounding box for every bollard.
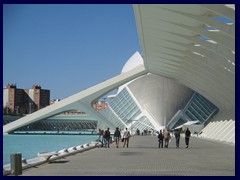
[10,153,22,176]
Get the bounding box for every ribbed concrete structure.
[133,4,235,143]
[3,4,235,144]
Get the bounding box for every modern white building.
[3,4,235,143]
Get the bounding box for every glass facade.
[167,92,219,130]
[108,88,141,126]
[183,92,219,124]
[101,107,126,130]
[101,88,155,133]
[130,116,155,133]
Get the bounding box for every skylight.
[212,16,235,25]
[203,26,220,32]
[206,40,217,44]
[192,52,205,57]
[198,35,209,41]
[198,35,217,44]
[194,44,201,47]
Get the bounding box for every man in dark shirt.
[114,127,121,148]
[174,129,180,148]
[158,130,164,148]
[185,128,191,148]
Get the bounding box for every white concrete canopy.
[133,4,235,120]
[3,5,235,143]
[133,4,235,143]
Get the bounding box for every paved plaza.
[20,135,235,176]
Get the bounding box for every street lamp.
[29,103,33,114]
[15,106,19,115]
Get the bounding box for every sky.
[3,4,141,100]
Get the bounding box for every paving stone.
[19,135,235,176]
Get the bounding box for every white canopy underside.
[133,4,235,120]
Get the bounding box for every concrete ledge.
[38,152,59,161]
[3,141,99,176]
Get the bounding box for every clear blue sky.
[3,4,141,100]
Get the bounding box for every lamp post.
[29,103,33,114]
[15,106,19,115]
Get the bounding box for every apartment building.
[3,84,50,115]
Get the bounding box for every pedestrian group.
[98,127,191,149]
[98,127,131,148]
[158,128,191,148]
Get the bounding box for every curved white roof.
[133,4,235,120]
[121,51,144,73]
[117,51,144,93]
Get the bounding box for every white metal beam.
[3,65,147,133]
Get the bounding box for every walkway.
[20,135,235,176]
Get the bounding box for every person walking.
[123,128,131,148]
[163,129,171,148]
[114,127,121,148]
[98,128,102,138]
[104,128,111,148]
[98,128,104,147]
[174,129,180,148]
[158,130,164,148]
[185,128,191,148]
